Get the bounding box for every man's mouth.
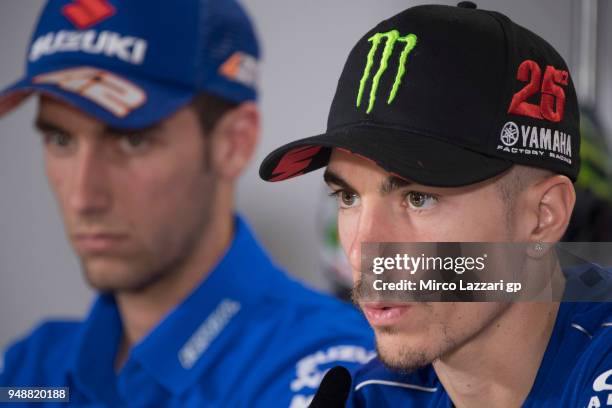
[73,232,127,253]
[361,302,410,327]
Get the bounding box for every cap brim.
[0,67,196,129]
[259,124,513,187]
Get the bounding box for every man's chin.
[81,258,150,292]
[374,330,436,374]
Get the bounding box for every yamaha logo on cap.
[500,122,520,147]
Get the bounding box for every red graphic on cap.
[508,59,569,123]
[269,146,323,181]
[62,0,116,29]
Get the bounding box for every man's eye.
[44,131,72,147]
[118,133,150,153]
[329,190,360,209]
[405,191,438,210]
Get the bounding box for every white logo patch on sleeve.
[587,369,612,408]
[594,369,612,392]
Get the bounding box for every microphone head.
[309,365,352,408]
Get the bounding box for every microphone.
[309,366,352,408]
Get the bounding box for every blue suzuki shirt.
[348,301,612,407]
[0,216,375,407]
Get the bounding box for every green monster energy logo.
[356,30,418,114]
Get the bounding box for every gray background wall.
[1,0,610,353]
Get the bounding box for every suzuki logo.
[62,0,116,30]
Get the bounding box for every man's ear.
[526,175,576,243]
[209,102,259,180]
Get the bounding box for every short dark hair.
[190,92,240,136]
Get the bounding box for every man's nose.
[68,145,111,215]
[347,204,399,275]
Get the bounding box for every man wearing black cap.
[261,2,611,407]
[0,1,374,406]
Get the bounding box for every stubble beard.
[373,322,458,374]
[352,279,464,374]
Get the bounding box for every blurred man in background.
[0,0,373,406]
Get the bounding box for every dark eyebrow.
[379,176,412,195]
[323,170,356,192]
[324,170,413,196]
[104,123,162,136]
[33,118,162,137]
[34,118,66,134]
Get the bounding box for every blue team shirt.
[349,301,612,407]
[0,216,375,407]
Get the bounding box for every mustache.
[351,278,367,310]
[352,278,431,306]
[68,217,127,235]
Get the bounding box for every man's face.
[325,149,518,371]
[37,96,216,293]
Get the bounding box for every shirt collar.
[69,215,280,396]
[67,295,123,404]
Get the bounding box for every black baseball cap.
[259,2,580,187]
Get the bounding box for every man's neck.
[113,200,234,370]
[432,302,560,408]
